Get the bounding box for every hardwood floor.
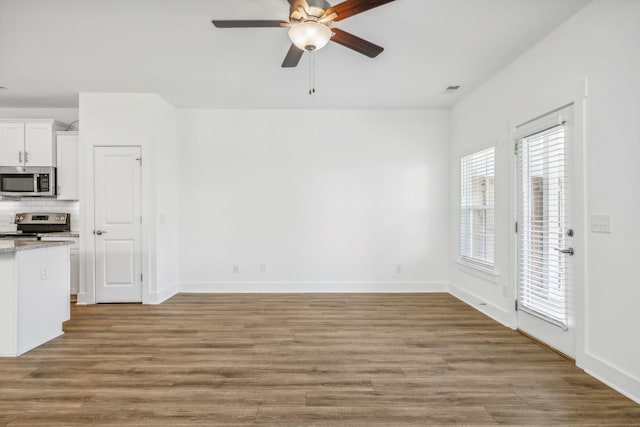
[1,293,639,426]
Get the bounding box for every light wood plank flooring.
[1,293,639,426]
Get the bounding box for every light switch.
[591,214,612,233]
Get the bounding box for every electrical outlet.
[591,214,612,233]
[41,266,48,280]
[260,264,266,273]
[233,264,240,274]
[395,264,402,274]
[159,214,167,224]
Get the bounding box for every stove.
[0,212,71,240]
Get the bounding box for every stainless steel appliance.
[0,167,56,197]
[0,212,70,240]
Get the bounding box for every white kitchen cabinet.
[39,236,79,294]
[0,120,66,167]
[25,122,55,166]
[0,123,25,167]
[56,132,79,200]
[69,249,79,295]
[0,243,71,356]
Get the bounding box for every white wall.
[79,93,179,304]
[153,100,180,300]
[178,109,450,292]
[449,0,640,403]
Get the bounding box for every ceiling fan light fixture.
[288,21,332,51]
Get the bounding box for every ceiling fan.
[212,0,396,68]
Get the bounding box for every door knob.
[94,230,107,236]
[554,247,574,256]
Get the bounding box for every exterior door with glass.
[515,105,576,358]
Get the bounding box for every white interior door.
[94,146,142,303]
[516,106,575,358]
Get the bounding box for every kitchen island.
[0,240,72,356]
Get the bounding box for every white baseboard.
[148,283,179,304]
[582,352,640,404]
[448,283,514,328]
[179,281,448,294]
[450,284,639,405]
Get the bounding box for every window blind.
[516,124,569,329]
[460,147,495,267]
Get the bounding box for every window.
[460,147,495,268]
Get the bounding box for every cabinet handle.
[24,152,28,163]
[19,151,22,163]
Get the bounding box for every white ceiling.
[0,0,590,109]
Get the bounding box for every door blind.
[517,124,569,329]
[460,147,495,267]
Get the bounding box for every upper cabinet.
[0,122,25,166]
[56,131,79,201]
[0,120,67,167]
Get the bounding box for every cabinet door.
[56,134,79,200]
[24,123,54,166]
[70,249,79,295]
[0,123,25,166]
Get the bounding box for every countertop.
[37,232,80,238]
[0,240,73,254]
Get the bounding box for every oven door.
[0,167,56,197]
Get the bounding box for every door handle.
[554,247,574,256]
[19,151,22,163]
[94,230,107,236]
[24,151,28,163]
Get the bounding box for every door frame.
[79,144,150,305]
[508,80,588,367]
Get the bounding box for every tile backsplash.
[0,199,80,231]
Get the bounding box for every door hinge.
[136,157,142,166]
[514,142,518,155]
[515,222,518,233]
[515,300,519,311]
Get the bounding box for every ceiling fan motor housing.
[290,0,331,18]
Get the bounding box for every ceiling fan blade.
[326,0,396,22]
[330,28,384,58]
[282,44,305,68]
[212,20,285,28]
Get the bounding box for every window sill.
[457,259,500,284]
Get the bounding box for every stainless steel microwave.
[0,167,56,197]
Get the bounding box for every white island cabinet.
[0,241,72,356]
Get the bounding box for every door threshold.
[518,329,575,362]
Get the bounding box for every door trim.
[80,144,149,305]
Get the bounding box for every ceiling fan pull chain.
[308,51,312,95]
[308,50,316,95]
[312,50,316,94]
